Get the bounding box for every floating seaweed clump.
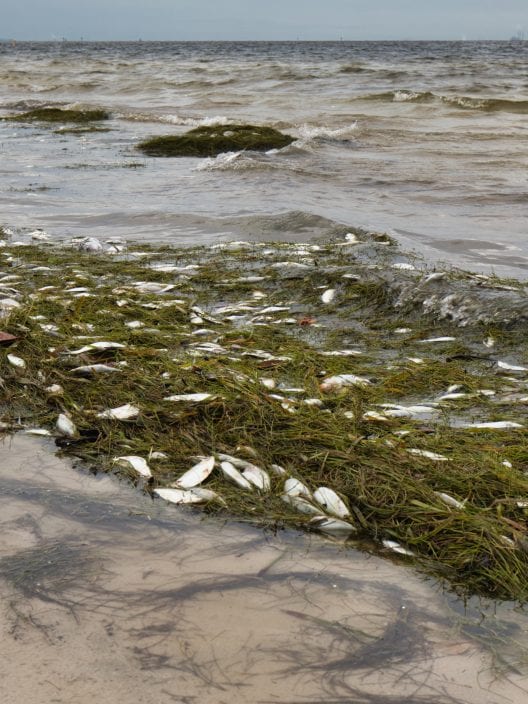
[6,107,111,124]
[137,124,295,157]
[2,233,528,601]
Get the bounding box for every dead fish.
[310,516,356,536]
[71,364,122,376]
[362,411,391,423]
[241,464,271,491]
[56,413,77,437]
[154,487,214,505]
[419,337,456,343]
[163,393,215,403]
[270,463,287,476]
[96,404,140,420]
[114,455,152,478]
[220,461,254,490]
[320,349,361,357]
[217,453,254,470]
[174,456,215,488]
[497,361,528,372]
[320,374,371,392]
[313,487,350,518]
[45,384,64,395]
[67,341,126,355]
[382,539,415,557]
[407,449,449,461]
[434,492,466,510]
[466,421,523,429]
[24,428,53,437]
[7,354,26,369]
[284,477,312,499]
[282,494,320,515]
[321,288,336,304]
[76,237,103,252]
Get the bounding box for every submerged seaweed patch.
[137,124,295,157]
[5,107,111,124]
[1,233,528,601]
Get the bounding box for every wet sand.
[1,434,527,704]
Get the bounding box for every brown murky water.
[1,434,528,704]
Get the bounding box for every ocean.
[1,40,527,277]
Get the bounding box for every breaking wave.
[354,90,528,113]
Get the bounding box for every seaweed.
[5,107,111,124]
[137,124,295,157]
[1,235,528,601]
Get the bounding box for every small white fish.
[154,488,213,505]
[71,364,121,376]
[125,320,145,329]
[362,411,391,422]
[320,374,371,392]
[419,337,456,343]
[310,516,356,536]
[437,393,468,401]
[313,487,350,518]
[270,463,287,476]
[114,456,152,478]
[320,349,361,357]
[241,464,271,491]
[24,428,52,437]
[282,494,320,515]
[174,456,215,488]
[96,404,140,420]
[163,393,215,403]
[45,384,64,395]
[56,413,77,437]
[497,361,528,372]
[434,492,466,510]
[407,449,449,462]
[217,453,254,470]
[484,337,495,348]
[382,539,415,556]
[260,378,276,390]
[466,421,523,430]
[321,289,336,304]
[67,341,126,355]
[149,451,168,460]
[220,461,254,490]
[284,477,312,499]
[502,460,513,469]
[7,354,26,369]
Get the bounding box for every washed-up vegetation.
[4,107,111,124]
[137,124,295,157]
[1,230,528,601]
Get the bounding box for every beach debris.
[0,331,18,346]
[96,404,140,420]
[407,449,449,461]
[434,492,466,510]
[419,337,456,343]
[320,374,371,392]
[313,487,350,518]
[163,392,216,403]
[173,456,215,488]
[241,464,271,491]
[270,463,287,476]
[310,516,356,536]
[7,354,26,369]
[284,477,312,499]
[0,299,21,316]
[56,413,77,437]
[382,540,415,557]
[114,455,152,478]
[321,288,336,304]
[220,461,254,490]
[154,487,221,505]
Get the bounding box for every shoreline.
[1,229,528,601]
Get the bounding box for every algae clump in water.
[6,108,111,124]
[137,124,295,157]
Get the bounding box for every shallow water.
[1,434,528,704]
[1,41,527,277]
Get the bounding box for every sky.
[2,0,527,41]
